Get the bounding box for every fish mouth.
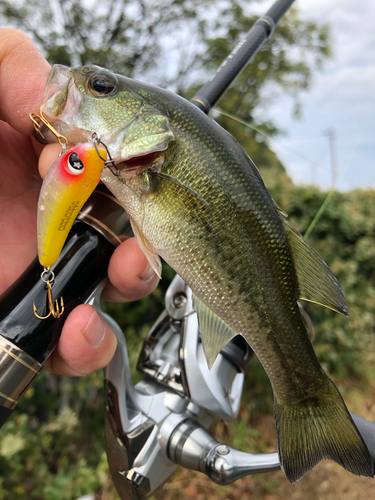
[42,65,74,119]
[44,65,72,105]
[34,64,83,144]
[114,151,163,176]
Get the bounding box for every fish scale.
[38,64,374,484]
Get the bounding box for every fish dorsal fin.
[275,203,288,218]
[282,219,348,316]
[129,217,162,279]
[192,294,236,369]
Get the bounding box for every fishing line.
[214,108,325,175]
[214,108,361,186]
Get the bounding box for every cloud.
[260,0,375,191]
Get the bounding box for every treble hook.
[29,110,68,153]
[33,270,64,320]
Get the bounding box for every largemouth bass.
[36,64,374,483]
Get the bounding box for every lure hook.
[29,110,68,152]
[91,132,120,176]
[33,269,64,320]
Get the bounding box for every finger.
[0,28,50,134]
[43,304,117,376]
[38,143,62,178]
[103,237,160,302]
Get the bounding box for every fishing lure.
[30,108,120,320]
[37,142,107,268]
[33,136,108,320]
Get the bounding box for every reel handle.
[168,419,280,485]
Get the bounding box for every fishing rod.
[191,0,296,113]
[1,0,375,498]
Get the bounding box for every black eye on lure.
[67,152,84,174]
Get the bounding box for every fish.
[36,64,374,483]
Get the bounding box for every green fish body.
[39,65,374,483]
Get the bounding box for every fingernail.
[139,264,156,282]
[82,310,106,346]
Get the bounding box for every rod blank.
[191,0,296,113]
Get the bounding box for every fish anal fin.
[282,219,348,316]
[129,217,162,279]
[275,378,374,483]
[192,294,236,370]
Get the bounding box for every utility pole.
[311,162,317,186]
[326,128,338,187]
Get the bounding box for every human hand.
[0,28,159,376]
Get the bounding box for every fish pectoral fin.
[129,217,162,279]
[192,294,236,370]
[153,171,210,209]
[282,218,348,316]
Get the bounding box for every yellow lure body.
[37,143,106,267]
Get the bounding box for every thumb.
[43,304,117,376]
[0,28,50,134]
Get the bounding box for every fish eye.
[88,73,117,96]
[66,152,84,175]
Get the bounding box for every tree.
[0,0,214,78]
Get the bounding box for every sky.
[252,0,375,192]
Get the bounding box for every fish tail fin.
[275,378,374,484]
